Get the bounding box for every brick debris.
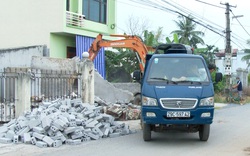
[0,98,139,148]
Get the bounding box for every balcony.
[66,11,85,28]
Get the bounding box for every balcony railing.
[66,11,85,28]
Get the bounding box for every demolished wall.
[94,71,134,104]
[0,98,136,147]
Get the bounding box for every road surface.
[0,103,249,156]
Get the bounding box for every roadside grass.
[214,86,250,105]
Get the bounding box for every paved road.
[0,103,250,156]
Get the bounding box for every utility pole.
[220,2,236,92]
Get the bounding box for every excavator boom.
[88,34,149,72]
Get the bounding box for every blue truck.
[133,44,222,141]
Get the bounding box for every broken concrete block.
[6,130,15,140]
[28,119,41,129]
[103,128,110,138]
[59,105,69,112]
[71,98,82,107]
[17,126,30,136]
[23,133,31,144]
[81,137,91,142]
[93,127,103,137]
[31,137,37,145]
[65,139,73,145]
[69,121,77,127]
[33,132,45,140]
[42,117,52,130]
[53,140,62,147]
[13,135,19,143]
[47,129,56,137]
[109,132,120,138]
[53,119,67,129]
[8,123,16,131]
[64,127,78,134]
[60,135,67,142]
[58,114,69,122]
[71,132,84,140]
[50,125,59,133]
[18,120,28,128]
[86,132,99,140]
[71,139,81,145]
[0,137,12,144]
[33,127,45,134]
[36,141,47,148]
[68,114,75,122]
[42,136,54,146]
[85,120,98,128]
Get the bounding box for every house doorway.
[67,46,76,58]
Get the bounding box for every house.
[215,50,249,87]
[0,0,117,78]
[215,49,249,74]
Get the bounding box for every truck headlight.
[142,96,157,106]
[200,97,214,106]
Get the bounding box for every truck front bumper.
[142,106,214,125]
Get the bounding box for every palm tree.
[171,15,205,48]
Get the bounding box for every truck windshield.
[147,57,209,83]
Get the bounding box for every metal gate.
[0,68,82,122]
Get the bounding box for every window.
[147,57,209,83]
[66,0,70,11]
[83,0,107,24]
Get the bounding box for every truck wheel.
[133,94,141,105]
[199,124,210,141]
[143,123,151,141]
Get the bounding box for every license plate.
[167,111,190,117]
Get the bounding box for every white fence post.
[16,72,31,117]
[80,52,94,104]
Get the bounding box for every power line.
[230,10,250,37]
[195,0,225,9]
[117,0,248,49]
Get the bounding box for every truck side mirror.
[133,70,142,82]
[215,72,222,83]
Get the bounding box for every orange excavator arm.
[88,34,149,72]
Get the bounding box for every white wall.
[215,51,249,75]
[0,45,47,72]
[0,0,64,49]
[215,51,249,87]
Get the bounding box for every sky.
[116,0,250,51]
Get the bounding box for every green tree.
[105,50,138,82]
[171,15,205,48]
[241,39,250,66]
[198,45,219,65]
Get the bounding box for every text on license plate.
[167,111,190,117]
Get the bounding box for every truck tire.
[143,123,151,141]
[199,124,210,141]
[133,94,141,105]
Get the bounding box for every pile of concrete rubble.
[0,98,139,148]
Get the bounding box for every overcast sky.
[116,0,250,50]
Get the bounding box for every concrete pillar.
[236,68,248,89]
[16,72,31,117]
[80,52,94,104]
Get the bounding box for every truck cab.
[134,44,219,141]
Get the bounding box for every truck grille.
[160,98,197,109]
